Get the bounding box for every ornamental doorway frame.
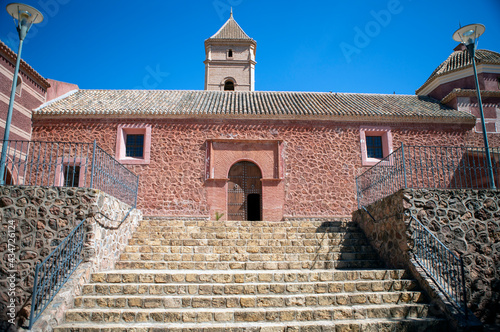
[205,139,284,221]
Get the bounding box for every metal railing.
[409,215,468,319]
[0,140,139,207]
[28,218,86,329]
[0,140,140,328]
[356,144,500,207]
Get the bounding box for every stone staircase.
[54,218,447,331]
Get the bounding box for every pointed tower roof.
[206,12,255,43]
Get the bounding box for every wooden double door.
[227,161,262,221]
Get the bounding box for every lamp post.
[0,3,43,185]
[453,23,496,189]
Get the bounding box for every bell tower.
[204,11,256,91]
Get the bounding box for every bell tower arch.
[204,11,256,91]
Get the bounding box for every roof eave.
[32,112,477,126]
[0,40,50,89]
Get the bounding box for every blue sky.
[1,0,499,94]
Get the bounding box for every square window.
[126,134,144,157]
[366,136,383,159]
[360,127,392,166]
[116,124,151,165]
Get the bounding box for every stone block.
[128,298,143,307]
[234,310,265,322]
[164,312,182,322]
[214,311,232,322]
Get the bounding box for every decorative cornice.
[0,40,50,90]
[441,88,500,105]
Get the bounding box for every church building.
[2,11,500,331]
[3,14,500,221]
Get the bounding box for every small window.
[224,80,234,91]
[55,158,87,187]
[115,124,151,165]
[360,127,393,166]
[63,165,81,187]
[497,77,500,90]
[126,134,144,158]
[15,77,22,96]
[366,136,383,159]
[228,49,233,58]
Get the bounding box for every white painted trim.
[0,92,32,118]
[34,89,78,111]
[0,64,45,102]
[0,119,31,140]
[417,64,500,96]
[0,143,29,159]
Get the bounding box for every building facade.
[3,15,500,220]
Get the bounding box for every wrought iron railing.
[91,143,139,208]
[409,215,468,319]
[356,144,500,207]
[28,218,86,329]
[0,140,139,328]
[0,140,139,206]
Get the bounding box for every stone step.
[53,317,448,332]
[127,237,371,246]
[74,291,425,309]
[123,244,375,254]
[131,232,368,240]
[133,226,361,234]
[82,279,418,296]
[64,304,434,324]
[90,269,408,284]
[138,219,357,228]
[118,252,380,262]
[114,259,383,270]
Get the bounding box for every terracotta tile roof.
[417,49,500,94]
[0,40,50,89]
[206,13,255,43]
[33,90,475,124]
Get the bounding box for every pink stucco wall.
[32,118,479,218]
[46,79,79,102]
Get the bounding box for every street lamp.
[0,3,43,185]
[453,23,496,189]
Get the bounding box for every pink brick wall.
[32,118,479,218]
[0,55,47,140]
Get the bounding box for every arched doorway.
[227,161,262,221]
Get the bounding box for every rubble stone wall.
[32,118,472,217]
[0,185,141,328]
[353,188,500,325]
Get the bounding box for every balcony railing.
[0,140,139,207]
[356,144,500,207]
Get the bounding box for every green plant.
[215,211,224,221]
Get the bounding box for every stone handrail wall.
[353,188,499,328]
[0,185,142,330]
